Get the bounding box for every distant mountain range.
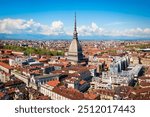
[0,33,149,41]
[0,33,71,40]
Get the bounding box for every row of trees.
[4,45,64,56]
[99,49,117,55]
[125,43,150,49]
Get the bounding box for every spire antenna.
[74,12,77,31]
[73,12,78,40]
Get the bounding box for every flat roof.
[34,74,60,79]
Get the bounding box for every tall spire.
[68,13,83,64]
[73,12,78,40]
[74,12,77,32]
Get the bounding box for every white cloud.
[0,18,150,38]
[108,28,150,37]
[77,22,150,38]
[78,22,104,36]
[0,18,64,35]
[51,21,63,30]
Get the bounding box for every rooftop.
[0,62,12,70]
[0,92,5,98]
[53,86,88,100]
[84,92,99,100]
[47,80,60,87]
[34,74,60,79]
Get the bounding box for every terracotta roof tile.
[52,86,88,100]
[47,80,60,87]
[0,92,5,98]
[79,80,86,85]
[0,62,12,69]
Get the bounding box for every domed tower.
[68,13,83,64]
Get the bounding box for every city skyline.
[0,0,150,40]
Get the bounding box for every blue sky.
[0,0,150,39]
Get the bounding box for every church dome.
[68,39,82,54]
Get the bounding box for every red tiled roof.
[36,95,50,100]
[87,65,97,69]
[146,67,150,75]
[0,58,8,61]
[0,62,12,70]
[51,70,64,74]
[53,86,88,100]
[131,87,150,94]
[140,81,150,87]
[50,64,64,67]
[127,87,150,100]
[0,92,5,98]
[84,92,99,100]
[8,88,15,94]
[47,80,60,87]
[4,79,24,87]
[95,89,115,97]
[79,80,86,85]
[139,76,150,80]
[59,59,67,62]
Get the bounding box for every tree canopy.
[4,45,64,56]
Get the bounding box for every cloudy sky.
[0,0,150,39]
